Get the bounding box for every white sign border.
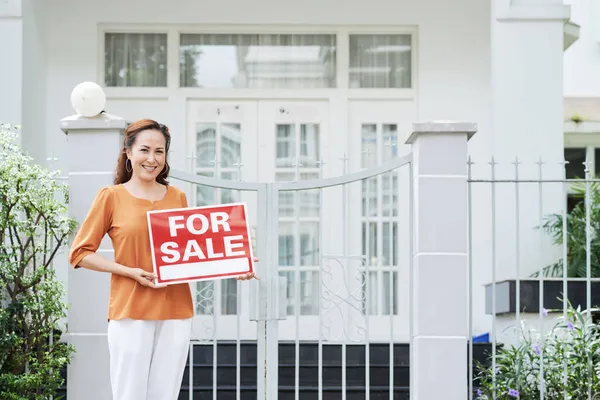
[146,201,255,286]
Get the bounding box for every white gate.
[170,150,412,399]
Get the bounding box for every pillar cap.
[406,121,477,144]
[60,112,127,134]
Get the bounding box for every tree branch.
[17,212,43,279]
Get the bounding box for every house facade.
[563,0,600,186]
[0,0,583,397]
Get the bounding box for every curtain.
[104,33,167,87]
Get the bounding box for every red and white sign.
[147,203,254,285]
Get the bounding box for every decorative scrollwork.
[320,255,367,343]
[192,281,216,343]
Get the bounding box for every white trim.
[498,4,571,21]
[564,135,600,148]
[101,88,170,100]
[99,23,418,35]
[563,135,600,193]
[0,0,22,18]
[103,88,417,101]
[159,258,251,281]
[167,27,180,89]
[564,120,600,135]
[414,252,467,257]
[413,174,468,179]
[564,21,580,51]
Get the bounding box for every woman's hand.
[128,268,158,288]
[236,257,260,281]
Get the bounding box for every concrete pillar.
[406,121,476,399]
[491,0,569,280]
[0,0,22,129]
[492,0,569,162]
[60,112,126,400]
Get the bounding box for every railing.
[468,156,600,399]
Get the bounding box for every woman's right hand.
[128,268,158,288]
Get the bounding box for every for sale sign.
[147,203,255,285]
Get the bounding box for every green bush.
[476,304,600,399]
[0,124,76,399]
[540,181,600,278]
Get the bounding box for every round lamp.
[70,82,106,117]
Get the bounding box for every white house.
[0,0,587,398]
[563,0,600,181]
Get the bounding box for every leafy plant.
[476,304,600,399]
[0,124,77,399]
[539,181,600,277]
[570,114,585,124]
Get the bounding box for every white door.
[186,100,259,341]
[184,99,414,342]
[256,100,329,341]
[347,100,416,342]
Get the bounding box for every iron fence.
[468,156,600,400]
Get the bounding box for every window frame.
[564,130,600,211]
[98,24,418,99]
[103,32,169,88]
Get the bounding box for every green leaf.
[0,124,76,398]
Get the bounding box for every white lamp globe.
[70,82,106,117]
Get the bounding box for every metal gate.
[169,152,413,400]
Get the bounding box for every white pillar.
[61,113,126,400]
[492,0,569,163]
[406,121,476,399]
[0,0,22,128]
[491,0,569,281]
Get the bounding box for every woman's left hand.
[236,257,260,281]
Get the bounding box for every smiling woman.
[114,119,171,187]
[68,118,257,400]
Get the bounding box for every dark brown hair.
[114,119,171,185]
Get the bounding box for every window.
[349,34,412,89]
[104,30,415,90]
[179,34,337,88]
[564,147,587,179]
[193,121,243,316]
[564,135,600,212]
[104,33,168,87]
[361,123,399,315]
[275,123,321,316]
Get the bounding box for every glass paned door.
[186,101,259,340]
[257,101,329,340]
[348,100,415,341]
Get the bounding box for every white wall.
[35,0,492,172]
[564,0,600,97]
[0,0,23,130]
[21,0,48,166]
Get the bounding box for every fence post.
[60,111,126,400]
[406,121,476,399]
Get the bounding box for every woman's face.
[126,129,167,183]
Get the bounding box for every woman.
[68,119,256,400]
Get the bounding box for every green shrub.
[540,181,600,278]
[476,304,600,399]
[0,124,76,399]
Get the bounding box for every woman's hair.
[114,119,172,185]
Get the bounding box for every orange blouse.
[69,184,194,321]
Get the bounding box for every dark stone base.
[484,279,600,315]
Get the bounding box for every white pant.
[107,318,192,400]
